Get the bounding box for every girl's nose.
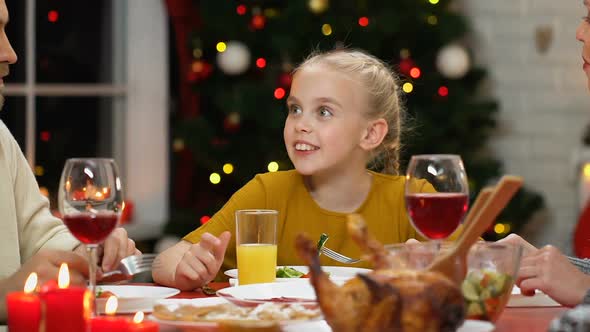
[294,116,312,133]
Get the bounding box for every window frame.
[3,0,169,240]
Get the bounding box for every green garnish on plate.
[276,266,305,278]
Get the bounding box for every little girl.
[153,48,426,290]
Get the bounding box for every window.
[2,0,169,240]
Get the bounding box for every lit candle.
[129,311,159,332]
[6,273,41,332]
[90,296,131,332]
[40,263,92,332]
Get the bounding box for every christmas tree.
[164,0,544,240]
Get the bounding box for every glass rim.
[65,157,116,162]
[235,209,278,215]
[409,154,462,160]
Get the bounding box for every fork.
[320,246,361,264]
[101,253,157,278]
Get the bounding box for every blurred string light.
[438,86,449,97]
[34,165,44,176]
[193,48,203,58]
[429,0,440,4]
[48,10,59,23]
[210,173,221,184]
[40,131,51,142]
[274,87,286,99]
[409,67,421,79]
[402,82,414,93]
[321,24,332,36]
[494,223,511,235]
[264,8,279,18]
[268,162,279,172]
[236,4,247,15]
[251,15,266,29]
[358,17,369,27]
[39,186,49,198]
[173,138,185,152]
[200,216,211,224]
[216,42,227,52]
[256,58,267,68]
[400,49,410,59]
[223,163,234,174]
[427,15,438,25]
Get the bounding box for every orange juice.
[237,244,277,285]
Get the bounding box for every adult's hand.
[516,245,590,307]
[73,227,140,272]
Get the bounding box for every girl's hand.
[174,231,231,290]
[516,245,590,307]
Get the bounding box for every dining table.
[148,282,569,332]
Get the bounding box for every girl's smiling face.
[283,65,372,177]
[577,0,590,91]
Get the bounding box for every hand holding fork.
[100,254,156,282]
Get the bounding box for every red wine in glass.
[63,212,118,244]
[406,193,469,239]
[405,154,469,241]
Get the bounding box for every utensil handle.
[454,175,523,257]
[463,187,494,227]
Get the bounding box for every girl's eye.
[584,15,590,24]
[319,107,333,117]
[288,105,302,114]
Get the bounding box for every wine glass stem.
[86,244,98,316]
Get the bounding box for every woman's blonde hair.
[293,48,405,175]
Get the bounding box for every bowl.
[384,241,523,322]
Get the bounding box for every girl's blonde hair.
[293,48,405,175]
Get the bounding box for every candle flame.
[58,263,69,288]
[95,191,103,199]
[24,273,38,293]
[105,296,118,315]
[133,311,144,323]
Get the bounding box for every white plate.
[507,286,560,307]
[95,285,180,314]
[217,282,318,307]
[224,266,371,283]
[150,297,321,328]
[281,319,494,332]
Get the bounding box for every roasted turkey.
[295,214,465,332]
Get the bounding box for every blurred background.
[2,0,588,256]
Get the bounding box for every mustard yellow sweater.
[184,170,442,276]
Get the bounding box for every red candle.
[39,263,91,332]
[6,273,41,332]
[129,311,159,332]
[90,296,130,332]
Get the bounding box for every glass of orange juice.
[235,209,278,285]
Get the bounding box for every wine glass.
[405,154,469,243]
[58,158,124,314]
